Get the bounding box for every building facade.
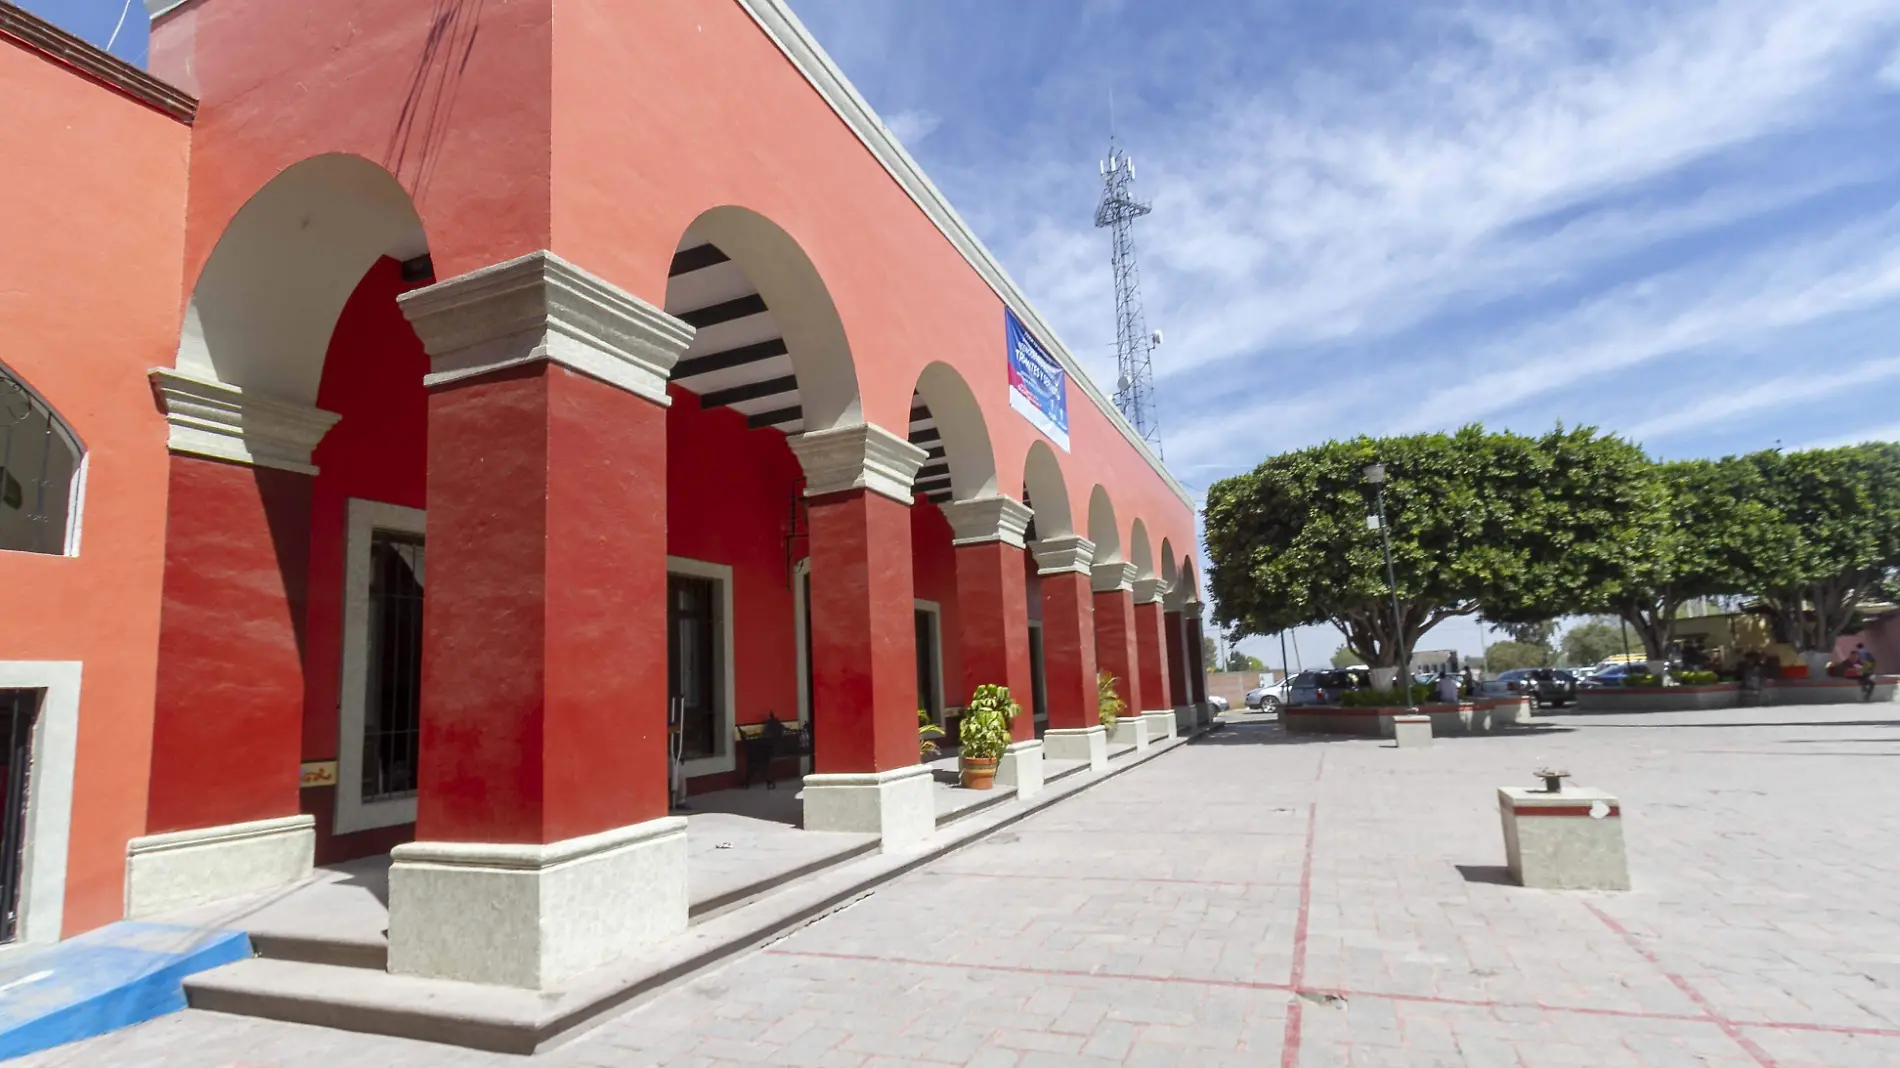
[0,0,1206,985]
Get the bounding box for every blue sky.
[29,0,1900,665]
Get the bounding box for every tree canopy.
[1560,618,1624,667]
[1485,640,1551,672]
[1749,443,1900,655]
[1204,425,1649,668]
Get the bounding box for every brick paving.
[22,704,1900,1067]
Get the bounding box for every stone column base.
[1498,787,1628,891]
[388,816,689,988]
[1042,725,1108,770]
[1108,715,1150,750]
[1171,705,1195,735]
[125,814,315,919]
[996,740,1044,800]
[1393,714,1432,748]
[803,765,935,849]
[1142,710,1176,742]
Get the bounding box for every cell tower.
[1095,136,1162,452]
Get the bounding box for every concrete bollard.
[1392,714,1432,748]
[1498,775,1629,890]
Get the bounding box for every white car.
[1245,677,1292,714]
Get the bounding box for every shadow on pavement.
[1570,719,1900,730]
[1454,864,1516,886]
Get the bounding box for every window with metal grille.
[0,369,80,556]
[0,689,37,943]
[668,575,718,759]
[362,531,424,802]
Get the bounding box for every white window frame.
[793,557,812,726]
[334,498,426,835]
[915,598,946,724]
[0,662,79,957]
[667,556,737,779]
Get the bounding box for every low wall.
[1575,684,1740,713]
[1762,678,1897,705]
[1284,698,1531,738]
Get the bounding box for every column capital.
[1091,561,1138,593]
[789,422,928,504]
[1031,535,1096,576]
[148,368,340,475]
[398,250,695,406]
[940,495,1034,549]
[1133,577,1169,605]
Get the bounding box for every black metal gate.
[0,689,38,943]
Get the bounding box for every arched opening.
[0,368,82,556]
[1021,440,1073,542]
[1087,486,1122,564]
[143,153,438,889]
[1129,520,1155,580]
[659,207,867,794]
[176,154,428,406]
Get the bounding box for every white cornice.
[789,423,928,505]
[732,0,1193,515]
[398,250,695,405]
[1031,535,1096,576]
[1091,561,1138,594]
[940,495,1035,549]
[1132,578,1168,606]
[149,369,340,475]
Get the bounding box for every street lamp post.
[1363,463,1415,712]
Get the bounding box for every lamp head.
[1362,463,1386,485]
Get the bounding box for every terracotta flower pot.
[959,755,999,790]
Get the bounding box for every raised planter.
[1574,683,1740,713]
[1283,697,1530,738]
[1764,677,1897,705]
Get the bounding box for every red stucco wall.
[0,35,189,934]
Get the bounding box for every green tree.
[1201,634,1218,668]
[1330,645,1363,668]
[1560,618,1623,667]
[1594,457,1782,661]
[1205,425,1646,669]
[1749,444,1900,658]
[1472,427,1662,627]
[1499,620,1557,646]
[1223,651,1265,672]
[1485,640,1551,671]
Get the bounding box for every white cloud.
[881,108,942,146]
[1625,355,1900,443]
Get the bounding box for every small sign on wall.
[298,760,338,789]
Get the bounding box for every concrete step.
[181,731,1205,1055]
[247,930,387,971]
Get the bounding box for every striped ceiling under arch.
[666,241,950,506]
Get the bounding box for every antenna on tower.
[1095,107,1162,454]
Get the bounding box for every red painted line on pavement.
[1586,901,1782,1068]
[763,948,1900,1040]
[1281,754,1323,1068]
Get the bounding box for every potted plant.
[919,708,945,761]
[958,684,1018,789]
[1097,671,1125,731]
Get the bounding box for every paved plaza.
[24,705,1900,1067]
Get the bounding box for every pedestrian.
[1856,643,1877,702]
[1435,670,1459,705]
[1462,666,1478,698]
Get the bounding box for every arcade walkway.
[25,705,1900,1066]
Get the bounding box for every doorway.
[0,689,37,943]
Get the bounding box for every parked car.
[1288,668,1370,706]
[1490,667,1578,707]
[1207,694,1230,713]
[1578,663,1654,689]
[1245,677,1291,713]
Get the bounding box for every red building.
[0,0,1204,986]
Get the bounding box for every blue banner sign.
[1005,309,1070,451]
